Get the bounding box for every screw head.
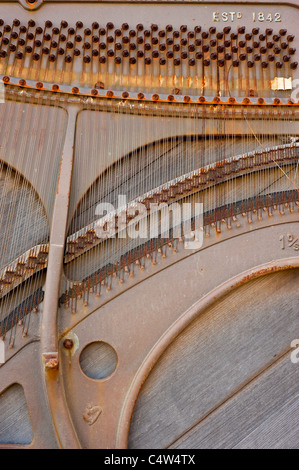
[63,339,74,350]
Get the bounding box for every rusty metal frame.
[11,0,299,11]
[0,0,299,449]
[2,75,299,107]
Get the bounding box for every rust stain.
[43,353,59,370]
[235,265,293,289]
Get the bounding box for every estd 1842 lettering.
[213,12,282,22]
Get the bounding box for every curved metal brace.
[64,143,299,264]
[116,255,299,448]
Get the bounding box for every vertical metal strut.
[40,104,81,448]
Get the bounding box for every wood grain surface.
[0,383,33,445]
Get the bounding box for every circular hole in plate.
[79,341,118,379]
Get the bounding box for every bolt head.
[63,338,74,350]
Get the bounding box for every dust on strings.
[0,92,66,347]
[62,102,298,312]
